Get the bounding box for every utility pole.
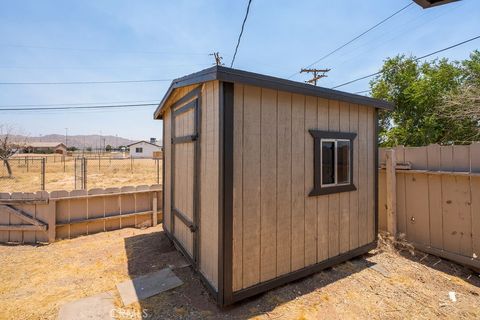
[65,128,68,148]
[210,52,224,66]
[300,68,331,86]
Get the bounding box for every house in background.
[127,139,162,158]
[24,142,67,155]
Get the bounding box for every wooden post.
[386,149,397,238]
[47,200,56,243]
[152,192,158,226]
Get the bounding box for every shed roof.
[154,66,394,119]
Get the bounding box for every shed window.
[309,130,357,196]
[135,147,143,153]
[321,139,350,186]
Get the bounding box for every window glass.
[322,141,335,185]
[136,147,143,153]
[337,140,350,184]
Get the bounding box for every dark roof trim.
[127,140,161,147]
[413,0,459,9]
[154,66,393,119]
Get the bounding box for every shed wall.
[231,84,376,291]
[199,81,220,290]
[162,81,220,291]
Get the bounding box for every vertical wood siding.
[164,109,171,233]
[172,108,195,256]
[199,81,220,290]
[232,84,376,291]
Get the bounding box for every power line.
[0,43,210,56]
[288,2,414,79]
[231,0,253,67]
[0,99,160,108]
[0,103,157,112]
[0,63,210,70]
[331,34,480,90]
[0,79,172,85]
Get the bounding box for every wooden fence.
[0,185,162,243]
[378,143,480,270]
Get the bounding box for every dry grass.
[0,154,161,193]
[0,226,479,320]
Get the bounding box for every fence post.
[152,192,158,226]
[41,158,46,191]
[47,199,56,242]
[83,157,88,190]
[386,149,397,238]
[156,159,160,184]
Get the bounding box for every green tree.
[105,144,112,152]
[370,51,480,147]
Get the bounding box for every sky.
[0,0,479,142]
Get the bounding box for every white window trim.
[320,138,351,188]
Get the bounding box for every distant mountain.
[8,134,160,149]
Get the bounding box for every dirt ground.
[0,226,479,320]
[0,154,161,193]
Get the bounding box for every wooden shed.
[154,66,393,306]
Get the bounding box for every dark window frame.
[309,130,357,196]
[135,147,143,153]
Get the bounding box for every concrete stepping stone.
[58,291,115,320]
[116,268,183,305]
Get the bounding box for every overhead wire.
[0,79,172,85]
[0,103,157,112]
[230,0,253,67]
[288,2,414,79]
[331,34,480,90]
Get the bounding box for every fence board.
[471,176,480,260]
[9,193,24,242]
[0,193,10,242]
[21,193,37,243]
[404,147,427,170]
[428,174,443,250]
[120,186,136,227]
[471,143,480,173]
[104,188,121,231]
[452,145,470,172]
[440,146,454,171]
[87,189,106,234]
[69,190,88,237]
[396,172,407,235]
[53,191,70,239]
[427,144,441,171]
[378,170,387,232]
[405,174,430,246]
[442,175,472,257]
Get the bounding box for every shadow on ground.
[124,230,376,319]
[398,248,480,288]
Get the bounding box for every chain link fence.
[0,155,161,193]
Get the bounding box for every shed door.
[171,98,199,261]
